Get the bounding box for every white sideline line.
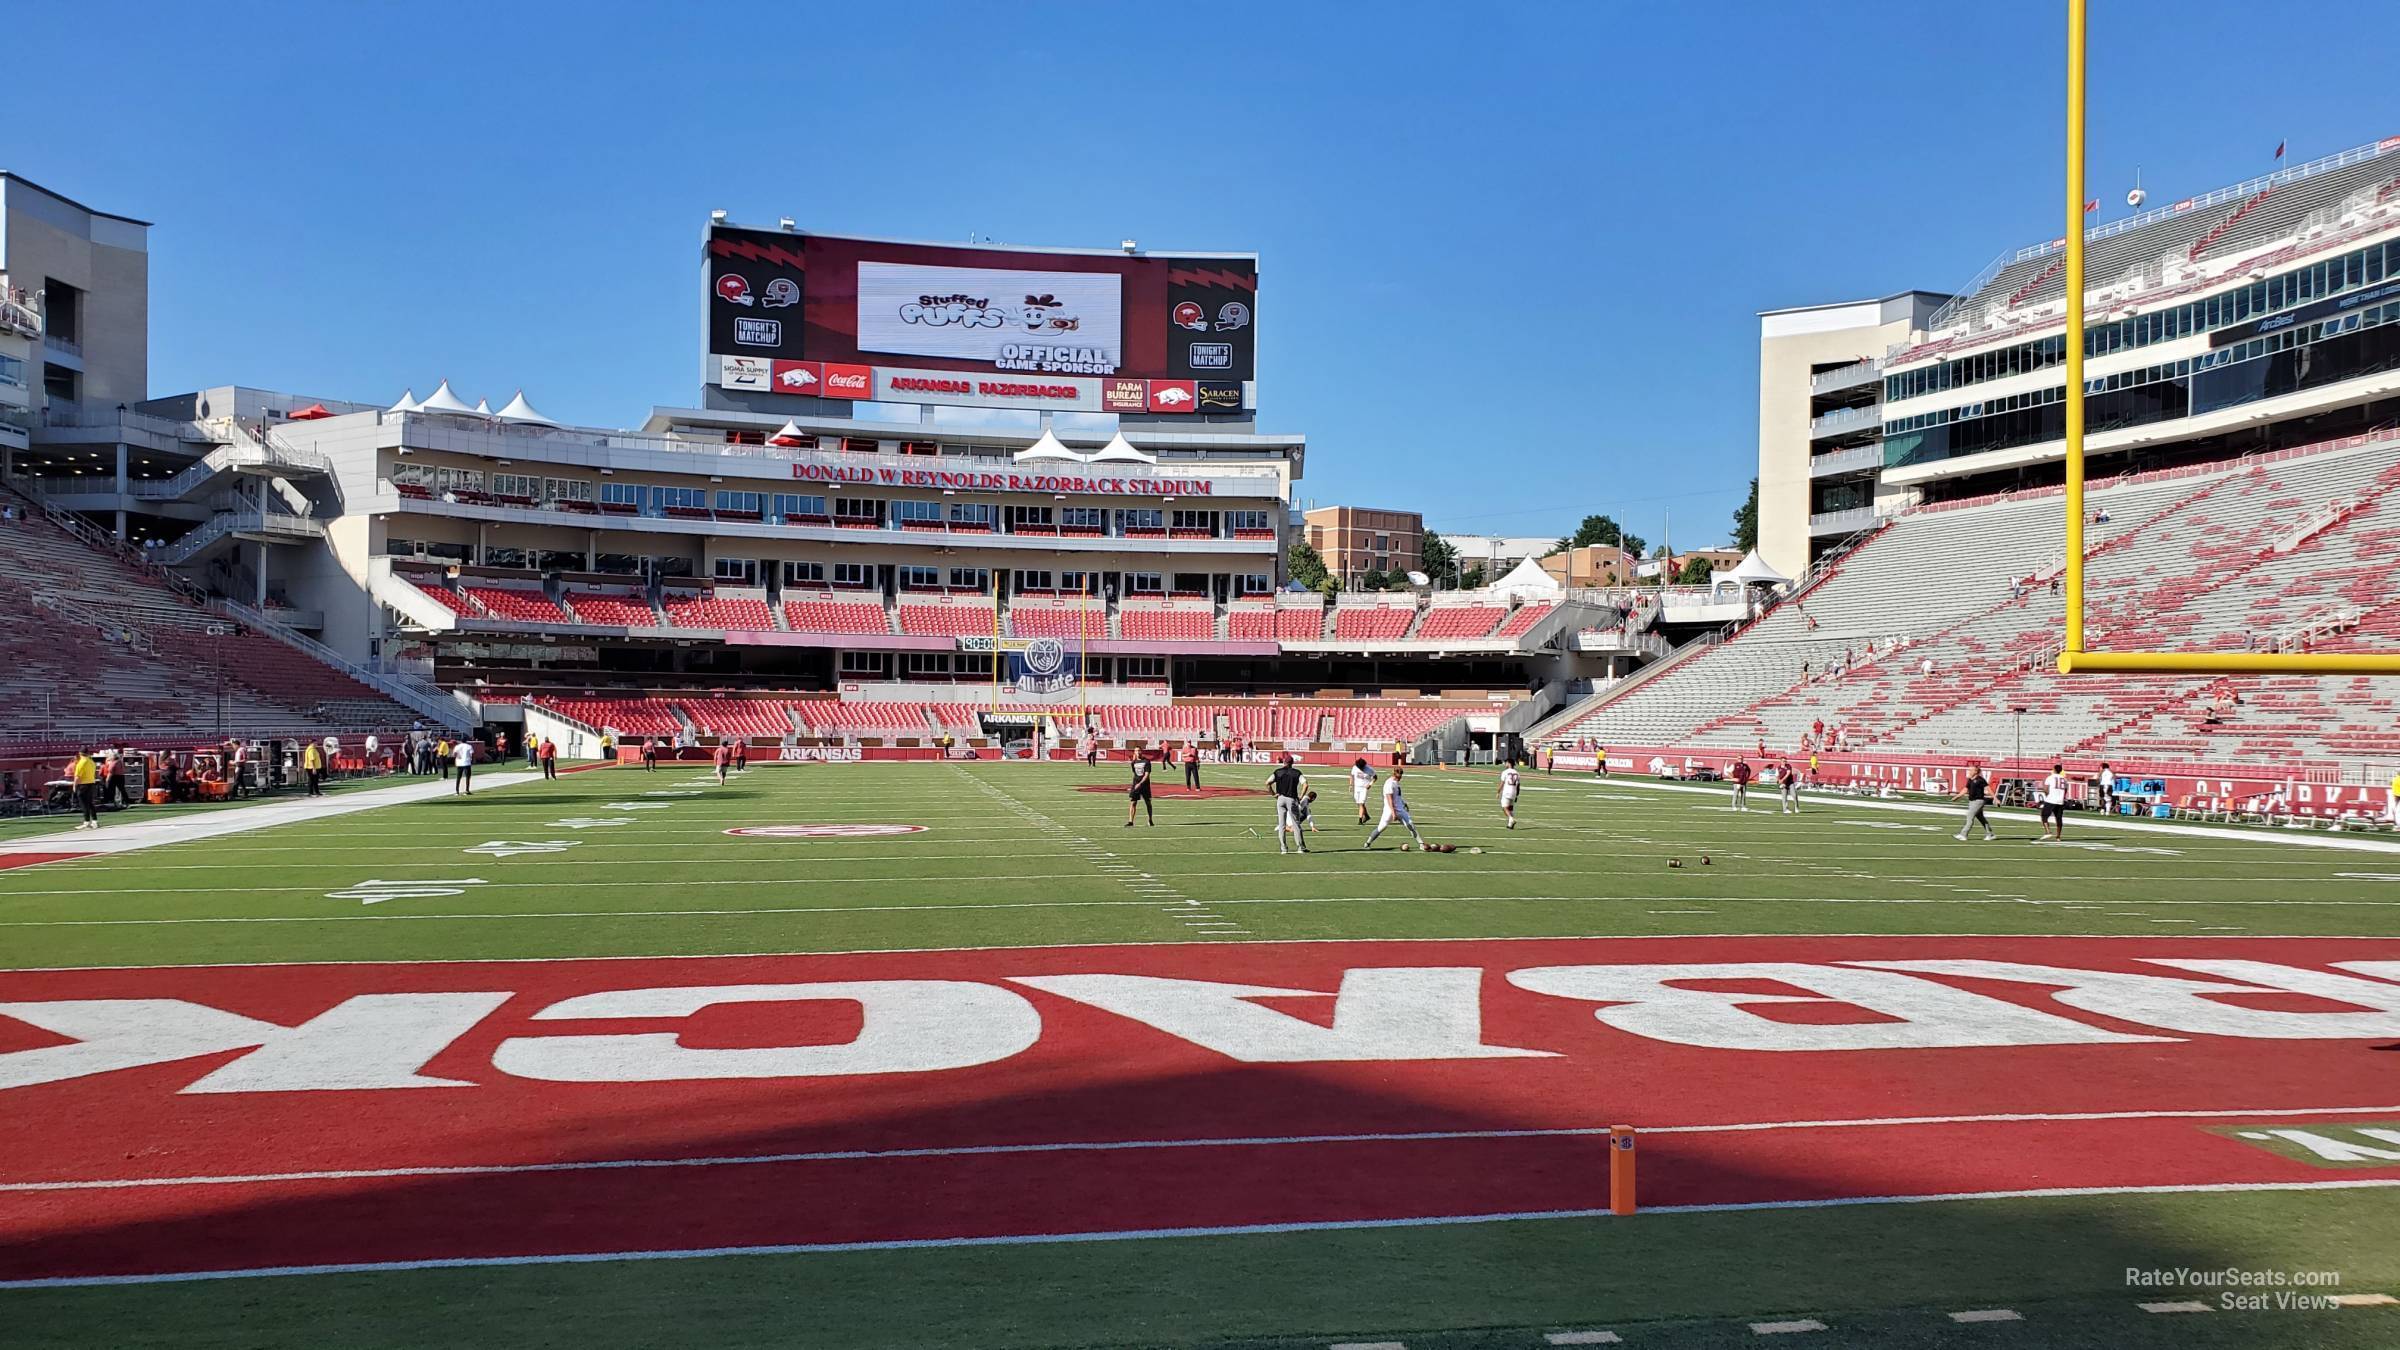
[5,1178,2395,1290]
[8,929,2392,973]
[0,772,551,864]
[12,1102,2400,1194]
[1596,777,2400,855]
[1947,1309,2022,1323]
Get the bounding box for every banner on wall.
[1006,637,1080,698]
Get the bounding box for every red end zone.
[5,935,2400,1283]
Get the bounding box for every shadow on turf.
[4,1004,2315,1350]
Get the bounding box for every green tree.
[1673,556,1716,585]
[1286,539,1329,591]
[1360,569,1390,592]
[1419,532,1460,588]
[1459,562,1486,589]
[1733,477,1759,553]
[1551,514,1647,560]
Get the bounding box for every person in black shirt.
[1125,753,1155,827]
[1268,757,1308,855]
[1954,765,1996,841]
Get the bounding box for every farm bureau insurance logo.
[724,824,926,838]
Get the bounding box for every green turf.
[2,761,2396,1348]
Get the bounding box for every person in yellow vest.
[437,737,453,781]
[301,740,325,797]
[67,748,101,830]
[2388,769,2400,827]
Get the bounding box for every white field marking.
[1328,1343,1405,1350]
[11,889,2400,930]
[1947,1310,2022,1323]
[1748,1322,1826,1335]
[545,818,635,830]
[0,772,551,864]
[1590,777,2400,855]
[2137,1301,2214,1314]
[10,1177,2400,1290]
[1544,1334,1622,1346]
[18,1104,2400,1195]
[324,879,487,905]
[14,929,2395,974]
[2328,1294,2400,1306]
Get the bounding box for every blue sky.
[12,1,2396,548]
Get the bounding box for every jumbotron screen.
[706,226,1257,415]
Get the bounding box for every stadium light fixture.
[2052,0,2400,677]
[710,209,728,223]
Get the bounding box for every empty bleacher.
[896,593,998,638]
[0,510,419,741]
[1118,600,1213,642]
[462,585,569,624]
[1545,432,2400,773]
[662,590,777,631]
[1010,601,1106,640]
[1415,603,1507,641]
[564,590,662,627]
[1330,600,1416,642]
[783,592,895,636]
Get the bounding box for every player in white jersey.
[1366,764,1426,850]
[1349,757,1377,825]
[1498,762,1522,829]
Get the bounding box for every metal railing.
[1809,358,1881,394]
[1809,443,1884,477]
[1925,135,2400,333]
[31,590,156,655]
[1808,505,1880,535]
[150,509,321,565]
[1,466,214,605]
[1808,404,1883,439]
[216,599,476,732]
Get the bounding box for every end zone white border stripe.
[4,1179,2395,1290]
[11,1103,2400,1194]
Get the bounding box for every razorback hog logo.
[5,955,2399,1093]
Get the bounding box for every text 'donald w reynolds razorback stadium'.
[5,11,2400,1348]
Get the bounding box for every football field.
[4,761,2399,1348]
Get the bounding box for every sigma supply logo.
[716,274,754,306]
[761,277,801,309]
[1101,379,1149,413]
[772,361,822,392]
[733,318,783,347]
[719,356,771,391]
[1149,380,1197,413]
[1195,381,1244,413]
[821,364,873,397]
[1188,343,1232,370]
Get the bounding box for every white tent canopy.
[1491,555,1564,602]
[492,390,558,427]
[472,397,493,416]
[1013,428,1080,463]
[1089,431,1155,464]
[766,418,810,446]
[388,388,420,414]
[1725,549,1791,587]
[416,380,477,415]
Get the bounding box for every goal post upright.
[2052,0,2399,677]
